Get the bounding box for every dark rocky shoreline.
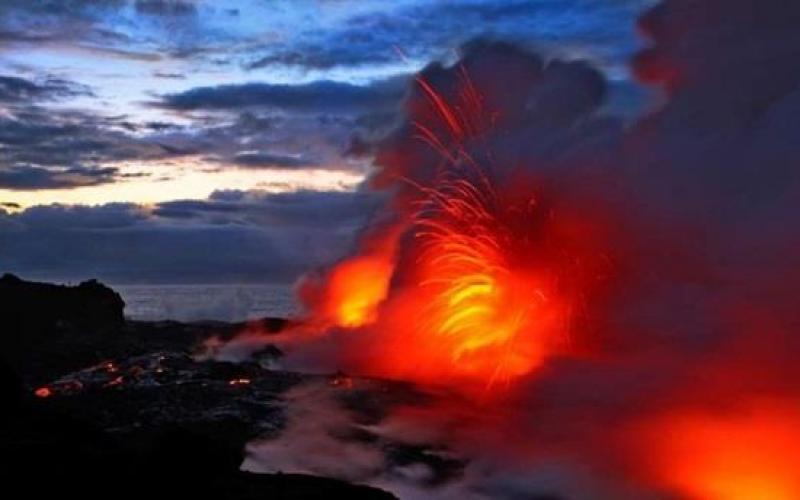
[0,274,396,499]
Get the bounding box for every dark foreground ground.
[0,274,398,500]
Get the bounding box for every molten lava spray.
[300,69,607,388]
[410,172,557,384]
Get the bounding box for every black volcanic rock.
[0,274,125,383]
[0,357,23,417]
[1,387,396,500]
[0,273,124,331]
[0,275,396,499]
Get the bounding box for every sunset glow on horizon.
[0,161,366,209]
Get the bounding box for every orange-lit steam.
[244,8,800,498]
[299,70,601,388]
[322,254,394,328]
[406,172,567,384]
[635,402,800,500]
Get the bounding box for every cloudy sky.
[0,0,656,283]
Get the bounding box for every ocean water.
[114,283,299,322]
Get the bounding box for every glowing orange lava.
[382,74,572,385]
[306,71,592,388]
[322,255,394,328]
[642,402,800,500]
[407,172,565,384]
[34,387,52,398]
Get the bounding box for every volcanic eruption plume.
[242,1,800,498]
[296,58,614,389]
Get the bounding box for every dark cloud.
[79,45,164,62]
[0,106,179,175]
[0,165,119,191]
[245,0,647,79]
[144,121,179,131]
[0,0,126,15]
[154,77,407,114]
[150,107,376,175]
[0,0,650,114]
[134,0,197,16]
[246,48,395,72]
[0,81,191,192]
[155,189,381,228]
[0,30,55,44]
[230,151,315,169]
[0,0,200,62]
[0,76,55,102]
[152,71,186,79]
[12,202,145,230]
[148,77,410,173]
[0,189,377,283]
[0,0,126,46]
[0,75,92,103]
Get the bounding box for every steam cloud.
[243,1,800,498]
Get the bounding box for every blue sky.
[0,0,657,282]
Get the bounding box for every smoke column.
[250,1,800,498]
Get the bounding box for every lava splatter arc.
[303,70,604,389]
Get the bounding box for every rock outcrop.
[0,273,125,332]
[1,274,125,383]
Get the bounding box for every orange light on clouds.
[642,402,800,500]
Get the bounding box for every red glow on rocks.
[34,387,52,398]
